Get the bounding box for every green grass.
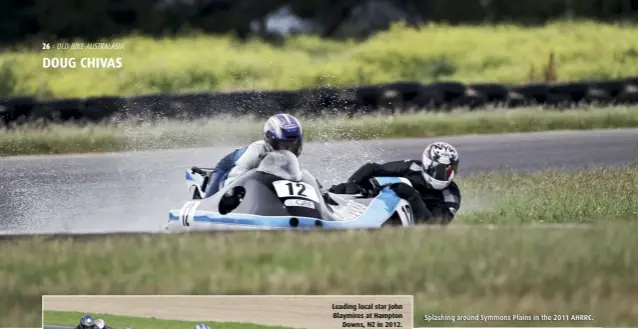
[2,106,638,157]
[2,167,637,327]
[1,21,638,99]
[44,311,294,329]
[456,167,638,224]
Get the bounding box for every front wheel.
[190,186,203,200]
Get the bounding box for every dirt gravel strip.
[43,295,414,329]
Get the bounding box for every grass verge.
[2,106,638,157]
[43,311,294,329]
[2,21,638,99]
[2,167,637,327]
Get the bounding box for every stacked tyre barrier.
[1,77,638,127]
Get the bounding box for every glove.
[430,206,455,225]
[328,182,365,194]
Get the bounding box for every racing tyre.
[381,214,404,227]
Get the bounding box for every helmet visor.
[275,140,301,155]
[424,161,458,181]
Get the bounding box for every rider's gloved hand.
[329,182,365,194]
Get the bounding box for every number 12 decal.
[285,182,307,197]
[272,180,320,203]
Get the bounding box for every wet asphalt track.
[1,128,637,234]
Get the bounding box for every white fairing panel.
[186,172,205,197]
[256,150,303,181]
[395,199,414,225]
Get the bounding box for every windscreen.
[256,150,303,181]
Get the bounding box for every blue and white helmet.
[79,314,95,329]
[194,324,210,329]
[263,113,304,157]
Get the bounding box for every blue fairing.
[168,211,321,228]
[185,170,196,182]
[168,186,402,229]
[373,176,406,186]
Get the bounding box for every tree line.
[0,0,636,46]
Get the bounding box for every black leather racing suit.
[330,160,461,224]
[74,326,97,329]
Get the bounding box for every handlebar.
[355,183,398,199]
[353,186,383,199]
[191,166,214,175]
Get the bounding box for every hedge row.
[2,0,637,45]
[2,77,638,127]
